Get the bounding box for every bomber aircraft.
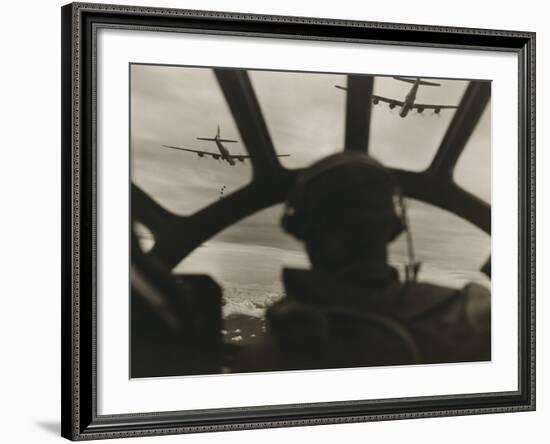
[335,77,459,118]
[162,125,290,166]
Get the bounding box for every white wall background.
[0,0,545,443]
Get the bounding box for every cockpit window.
[130,64,493,378]
[175,204,308,345]
[370,78,469,171]
[389,199,490,288]
[250,70,346,168]
[453,103,492,203]
[130,64,252,216]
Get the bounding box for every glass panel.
[133,221,154,253]
[453,103,492,203]
[130,64,253,215]
[250,70,346,168]
[174,204,308,344]
[389,199,490,288]
[370,77,469,171]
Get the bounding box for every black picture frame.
[61,2,536,440]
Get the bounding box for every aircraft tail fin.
[393,76,441,87]
[198,125,238,142]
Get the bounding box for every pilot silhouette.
[234,152,491,372]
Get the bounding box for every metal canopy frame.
[133,69,491,271]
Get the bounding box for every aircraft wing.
[196,137,239,143]
[372,95,405,107]
[393,77,441,87]
[411,103,459,110]
[162,145,222,158]
[229,154,251,161]
[229,153,291,161]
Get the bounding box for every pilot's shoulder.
[460,281,491,298]
[397,281,487,316]
[401,281,490,328]
[459,282,491,329]
[403,280,490,302]
[396,281,458,319]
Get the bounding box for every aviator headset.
[281,152,406,242]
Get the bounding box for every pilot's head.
[281,152,404,270]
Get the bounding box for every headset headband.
[294,152,394,191]
[282,152,401,240]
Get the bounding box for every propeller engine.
[372,97,379,105]
[434,108,441,114]
[417,107,425,114]
[389,102,396,110]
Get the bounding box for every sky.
[130,64,491,287]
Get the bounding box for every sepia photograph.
[59,3,536,439]
[129,63,491,379]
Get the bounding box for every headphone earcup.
[281,205,304,239]
[281,179,306,239]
